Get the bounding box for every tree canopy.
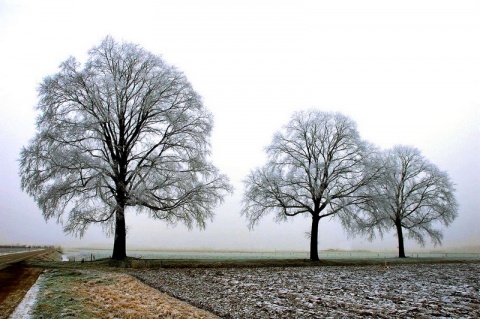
[20,36,232,259]
[242,110,380,260]
[356,145,458,257]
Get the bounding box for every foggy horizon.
[1,0,479,254]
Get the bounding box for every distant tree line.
[19,37,458,260]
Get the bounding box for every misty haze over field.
[0,0,478,254]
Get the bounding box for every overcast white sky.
[0,0,478,253]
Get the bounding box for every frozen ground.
[133,263,479,318]
[8,272,43,319]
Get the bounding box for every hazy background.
[0,0,478,252]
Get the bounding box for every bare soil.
[132,263,480,318]
[0,249,61,318]
[0,265,43,319]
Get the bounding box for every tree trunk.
[112,205,127,260]
[310,214,320,261]
[395,220,406,258]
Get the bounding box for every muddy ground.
[0,249,58,319]
[0,265,43,319]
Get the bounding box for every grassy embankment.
[29,269,219,319]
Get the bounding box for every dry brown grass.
[34,269,219,319]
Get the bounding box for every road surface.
[0,249,52,270]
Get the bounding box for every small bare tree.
[242,110,380,261]
[19,37,232,260]
[358,145,458,257]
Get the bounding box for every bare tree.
[242,110,380,261]
[357,145,458,258]
[20,37,232,260]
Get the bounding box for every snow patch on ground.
[9,272,43,319]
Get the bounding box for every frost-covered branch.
[242,110,380,260]
[356,145,458,257]
[19,36,232,259]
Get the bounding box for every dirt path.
[0,249,58,318]
[0,265,43,319]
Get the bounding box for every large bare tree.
[20,37,232,260]
[357,145,458,257]
[242,110,380,261]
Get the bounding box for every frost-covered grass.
[31,269,218,319]
[31,270,97,318]
[34,253,480,271]
[61,248,480,262]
